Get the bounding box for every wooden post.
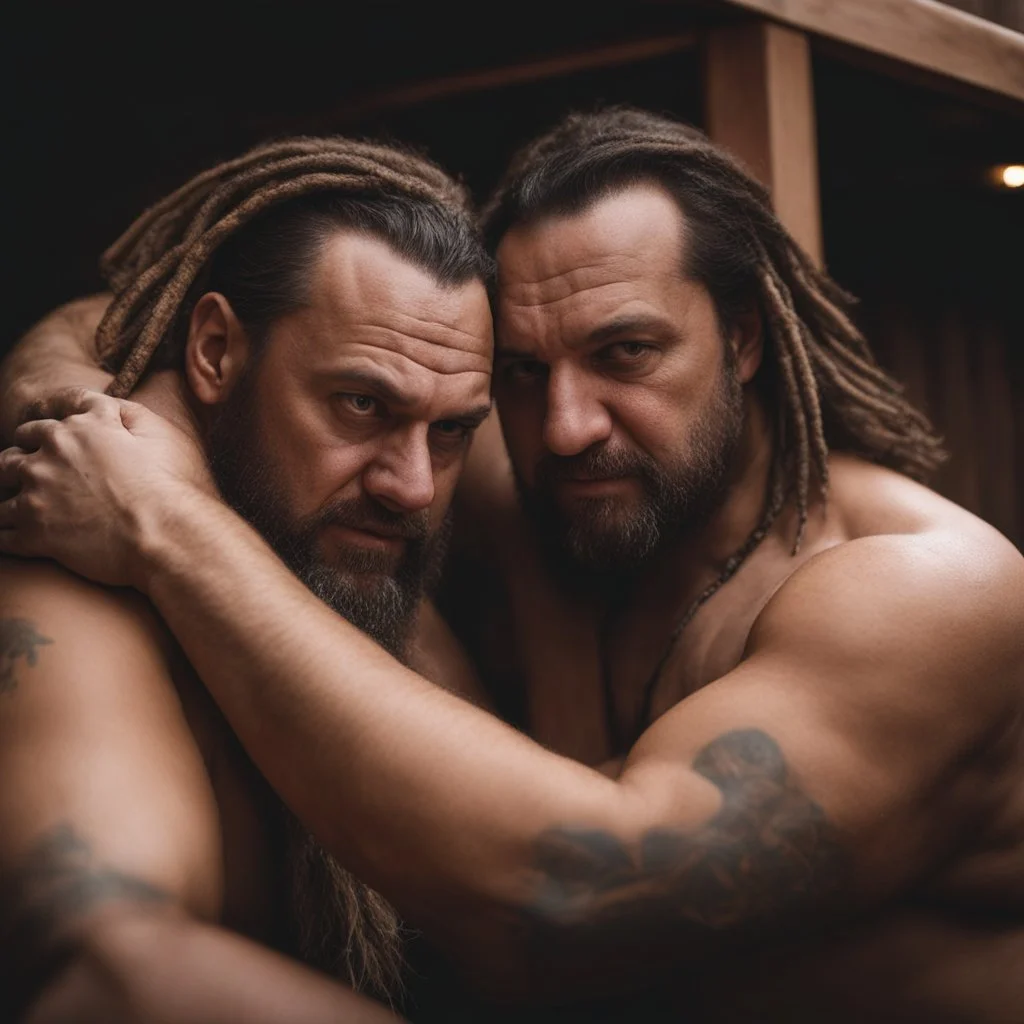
[704,21,824,264]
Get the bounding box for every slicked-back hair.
[482,106,945,571]
[96,136,492,393]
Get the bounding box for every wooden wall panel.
[704,21,824,263]
[864,294,1022,548]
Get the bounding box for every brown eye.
[433,420,466,437]
[341,394,378,415]
[429,420,473,455]
[504,359,548,384]
[597,342,657,373]
[610,342,649,359]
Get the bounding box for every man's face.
[208,232,493,656]
[494,184,745,575]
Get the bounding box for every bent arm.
[0,559,398,1023]
[0,295,113,442]
[125,489,1020,997]
[4,396,1021,999]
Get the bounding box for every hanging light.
[991,164,1024,188]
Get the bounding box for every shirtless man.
[0,137,494,1021]
[5,109,1024,1022]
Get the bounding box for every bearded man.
[4,109,1024,1023]
[0,137,494,1022]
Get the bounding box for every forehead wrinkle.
[381,308,491,352]
[336,354,491,421]
[499,251,650,306]
[336,322,492,375]
[340,343,492,381]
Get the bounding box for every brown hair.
[96,135,491,394]
[483,106,945,559]
[92,134,493,1001]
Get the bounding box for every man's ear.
[727,304,764,385]
[184,293,252,406]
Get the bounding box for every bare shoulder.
[1,555,170,667]
[24,292,113,336]
[0,555,201,735]
[750,498,1024,730]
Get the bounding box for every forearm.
[24,910,399,1024]
[137,493,640,967]
[0,295,113,442]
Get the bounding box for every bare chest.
[695,908,1024,1024]
[471,536,807,765]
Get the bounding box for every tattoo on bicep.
[0,617,54,694]
[528,729,849,964]
[0,822,171,998]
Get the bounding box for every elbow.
[17,906,192,1024]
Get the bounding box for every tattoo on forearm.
[0,617,53,694]
[0,823,171,1004]
[528,729,849,968]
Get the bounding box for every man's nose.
[542,365,613,457]
[363,427,436,513]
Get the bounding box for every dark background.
[5,1,1023,543]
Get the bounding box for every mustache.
[305,495,430,542]
[535,444,657,485]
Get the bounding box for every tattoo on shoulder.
[0,617,54,695]
[0,822,171,993]
[527,729,849,967]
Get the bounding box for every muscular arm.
[0,295,113,442]
[0,559,398,1022]
[3,396,1023,1000]
[122,498,1024,995]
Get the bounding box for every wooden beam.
[717,0,1024,104]
[704,21,824,263]
[332,33,699,123]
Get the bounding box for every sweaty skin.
[0,233,493,1021]
[3,189,1024,1023]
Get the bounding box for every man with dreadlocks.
[0,135,496,1021]
[4,108,1024,1022]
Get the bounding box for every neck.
[130,371,205,448]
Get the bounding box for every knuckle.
[48,424,73,455]
[19,490,45,520]
[22,397,48,423]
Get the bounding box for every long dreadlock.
[482,107,946,739]
[89,134,490,1002]
[96,135,480,396]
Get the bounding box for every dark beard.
[515,362,744,582]
[204,369,452,1002]
[206,376,449,659]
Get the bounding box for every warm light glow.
[1000,164,1024,188]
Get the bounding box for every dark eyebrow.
[447,404,493,427]
[586,314,675,344]
[330,368,413,408]
[330,368,491,425]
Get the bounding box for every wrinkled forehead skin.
[269,230,494,417]
[494,184,697,354]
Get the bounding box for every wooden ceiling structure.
[701,0,1024,262]
[6,1,1022,351]
[312,0,1024,267]
[5,1,1022,543]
